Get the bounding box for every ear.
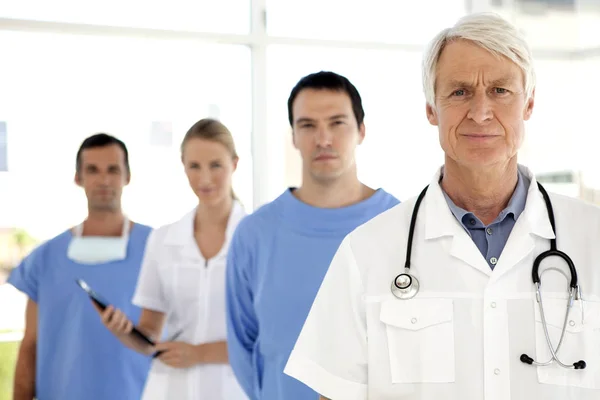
[523,89,535,121]
[291,129,299,150]
[357,123,366,145]
[426,103,439,126]
[74,172,82,187]
[232,156,239,172]
[124,170,131,186]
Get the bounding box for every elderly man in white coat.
[283,12,600,400]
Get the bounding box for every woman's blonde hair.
[181,118,239,199]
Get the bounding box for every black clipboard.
[75,279,156,347]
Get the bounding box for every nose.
[98,172,111,185]
[198,167,212,185]
[315,126,333,148]
[467,91,494,124]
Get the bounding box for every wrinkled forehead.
[436,39,525,90]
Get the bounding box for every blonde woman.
[96,119,247,399]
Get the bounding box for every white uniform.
[133,201,248,400]
[285,166,600,400]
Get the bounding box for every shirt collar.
[441,168,530,230]
[164,200,246,245]
[424,164,554,241]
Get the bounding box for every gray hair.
[422,12,536,106]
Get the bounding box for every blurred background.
[1,0,599,396]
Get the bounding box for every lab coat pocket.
[534,298,600,389]
[380,298,455,383]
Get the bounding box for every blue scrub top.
[7,223,153,400]
[226,188,400,400]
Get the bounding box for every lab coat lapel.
[164,201,247,263]
[449,232,493,277]
[164,208,203,262]
[424,169,492,278]
[489,167,555,284]
[488,215,535,283]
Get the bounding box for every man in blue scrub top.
[225,71,400,399]
[8,133,153,400]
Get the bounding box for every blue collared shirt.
[441,170,530,269]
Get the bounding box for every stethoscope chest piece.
[391,269,420,299]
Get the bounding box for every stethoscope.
[391,181,587,370]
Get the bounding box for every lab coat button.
[569,320,575,327]
[411,318,417,324]
[494,368,501,375]
[491,302,497,308]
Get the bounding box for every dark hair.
[287,71,365,127]
[75,133,130,174]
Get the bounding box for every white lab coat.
[285,165,600,400]
[133,201,248,400]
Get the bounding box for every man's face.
[426,39,534,170]
[75,144,130,212]
[292,88,365,184]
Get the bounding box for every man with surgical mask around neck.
[8,133,153,400]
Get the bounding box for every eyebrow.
[84,163,120,169]
[188,159,222,164]
[295,114,349,125]
[295,117,315,125]
[445,76,519,89]
[328,114,349,120]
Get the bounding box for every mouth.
[314,155,337,161]
[462,134,500,141]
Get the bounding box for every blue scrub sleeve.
[225,228,260,400]
[7,244,45,302]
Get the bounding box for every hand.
[94,304,133,338]
[154,341,199,369]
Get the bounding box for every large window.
[518,0,576,9]
[0,30,252,240]
[492,0,600,49]
[1,1,598,246]
[266,0,465,45]
[0,0,250,33]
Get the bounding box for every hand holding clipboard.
[77,279,169,358]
